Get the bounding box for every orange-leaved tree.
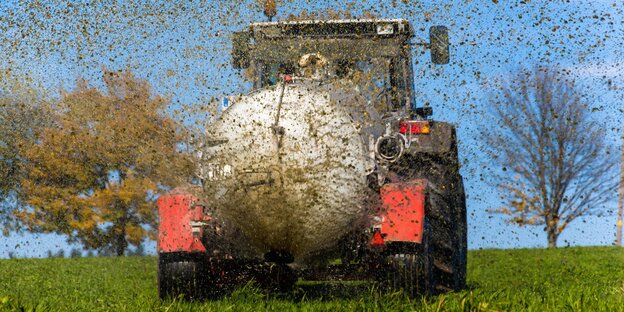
[16,70,195,255]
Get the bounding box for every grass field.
[1,247,623,311]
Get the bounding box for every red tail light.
[399,120,431,134]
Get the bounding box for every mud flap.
[373,179,427,245]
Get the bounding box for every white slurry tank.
[202,81,375,259]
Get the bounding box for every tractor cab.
[232,19,449,115]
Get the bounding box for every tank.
[201,80,379,260]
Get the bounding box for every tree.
[0,70,50,235]
[16,69,195,256]
[484,67,618,248]
[70,248,82,258]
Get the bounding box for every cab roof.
[250,18,409,27]
[248,19,414,38]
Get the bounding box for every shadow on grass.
[284,281,375,301]
[273,281,481,302]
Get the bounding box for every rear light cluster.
[399,120,430,135]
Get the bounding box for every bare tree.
[484,67,618,248]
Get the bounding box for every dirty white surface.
[202,82,373,260]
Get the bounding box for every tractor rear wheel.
[158,253,211,300]
[376,219,434,297]
[425,175,459,293]
[392,151,467,293]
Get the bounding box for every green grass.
[1,247,623,311]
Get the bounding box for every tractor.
[157,18,467,299]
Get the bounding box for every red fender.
[157,192,208,253]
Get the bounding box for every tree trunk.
[114,198,128,256]
[546,225,558,248]
[115,227,127,256]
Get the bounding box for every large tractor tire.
[158,258,200,299]
[376,220,434,297]
[158,253,214,300]
[425,173,460,293]
[392,150,467,293]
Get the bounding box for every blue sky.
[1,0,623,257]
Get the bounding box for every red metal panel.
[158,193,207,253]
[379,179,426,244]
